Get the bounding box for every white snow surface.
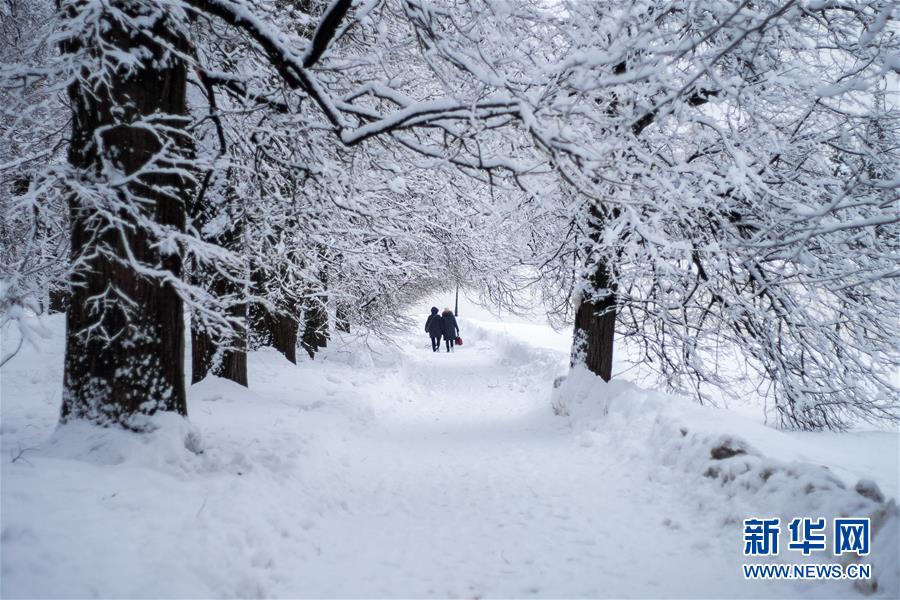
[1,303,898,599]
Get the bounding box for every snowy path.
[247,330,817,598]
[1,315,887,598]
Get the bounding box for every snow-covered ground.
[1,300,897,598]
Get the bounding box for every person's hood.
[430,307,439,314]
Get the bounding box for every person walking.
[425,307,443,352]
[441,307,459,352]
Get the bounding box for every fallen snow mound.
[553,368,900,597]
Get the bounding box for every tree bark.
[60,3,192,426]
[248,268,273,349]
[191,326,215,384]
[190,294,248,386]
[247,265,299,364]
[571,261,617,382]
[570,205,617,382]
[189,175,248,387]
[271,313,298,364]
[301,297,329,359]
[213,333,248,385]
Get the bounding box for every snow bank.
[553,367,900,597]
[459,317,567,371]
[41,411,203,472]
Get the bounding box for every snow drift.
[553,368,900,597]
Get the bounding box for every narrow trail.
[285,328,808,598]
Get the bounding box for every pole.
[454,285,459,316]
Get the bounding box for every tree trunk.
[60,3,192,427]
[189,174,248,387]
[301,297,329,359]
[571,260,617,381]
[248,268,273,349]
[191,326,215,384]
[247,263,300,363]
[191,300,248,386]
[214,333,248,385]
[570,204,617,382]
[301,263,330,359]
[271,313,298,363]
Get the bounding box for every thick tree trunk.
[60,3,192,426]
[191,301,248,386]
[191,326,215,384]
[250,298,299,364]
[271,313,298,364]
[247,266,299,364]
[213,333,248,385]
[570,204,617,382]
[571,261,617,382]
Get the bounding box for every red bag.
[455,337,463,346]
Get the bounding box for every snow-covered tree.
[1,0,896,431]
[450,0,900,429]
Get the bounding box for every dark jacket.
[425,307,443,337]
[441,310,459,339]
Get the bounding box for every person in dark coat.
[441,307,459,352]
[425,306,443,352]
